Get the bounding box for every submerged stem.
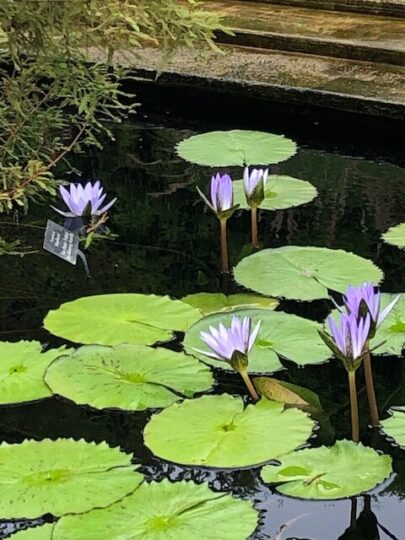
[251,207,258,249]
[348,370,360,443]
[363,343,380,427]
[220,218,229,273]
[240,370,259,401]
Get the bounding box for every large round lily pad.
[382,223,405,249]
[0,439,143,518]
[381,407,405,448]
[176,130,296,166]
[45,344,213,411]
[181,292,278,315]
[184,308,331,374]
[54,480,259,540]
[261,440,392,499]
[144,394,314,468]
[234,246,383,301]
[0,341,70,405]
[44,294,201,346]
[233,176,317,211]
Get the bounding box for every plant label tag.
[43,220,79,265]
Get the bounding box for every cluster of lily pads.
[2,130,405,538]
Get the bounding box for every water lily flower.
[51,181,117,218]
[194,315,261,399]
[243,166,268,207]
[342,283,399,338]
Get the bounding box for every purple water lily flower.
[194,315,261,371]
[342,283,399,336]
[243,167,268,201]
[322,312,371,371]
[197,173,237,219]
[51,181,117,218]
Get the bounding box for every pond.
[0,90,404,539]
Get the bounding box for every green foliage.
[0,0,223,211]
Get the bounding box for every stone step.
[121,45,405,119]
[204,0,405,65]
[242,0,405,18]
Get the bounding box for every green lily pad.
[261,440,392,499]
[382,223,405,249]
[381,407,405,448]
[45,344,213,411]
[12,524,54,539]
[54,480,259,540]
[176,130,296,166]
[144,394,314,468]
[233,176,317,211]
[184,308,331,374]
[253,377,322,410]
[181,292,278,315]
[327,293,405,356]
[44,294,201,346]
[234,246,383,301]
[0,438,143,518]
[0,341,70,405]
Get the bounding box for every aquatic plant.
[243,166,268,248]
[197,173,238,273]
[193,315,260,399]
[341,283,399,426]
[51,181,117,218]
[320,312,370,442]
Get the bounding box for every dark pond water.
[0,89,404,539]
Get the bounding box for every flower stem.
[348,370,360,443]
[251,207,258,249]
[220,218,229,273]
[363,342,380,426]
[240,370,259,401]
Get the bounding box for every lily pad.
[0,438,143,518]
[182,292,278,315]
[176,130,296,166]
[45,344,213,411]
[381,407,405,448]
[261,440,392,499]
[144,394,314,468]
[233,176,317,211]
[12,524,54,539]
[382,223,405,249]
[234,246,383,301]
[44,294,201,346]
[0,341,70,405]
[253,377,322,410]
[184,308,331,374]
[54,480,259,540]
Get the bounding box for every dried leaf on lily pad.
[182,292,278,315]
[253,377,322,410]
[233,176,317,211]
[381,407,405,448]
[0,341,71,405]
[44,294,201,346]
[0,439,143,518]
[45,344,213,411]
[176,130,296,167]
[12,524,54,539]
[184,308,330,374]
[144,394,314,468]
[261,440,392,500]
[382,223,405,249]
[53,480,259,540]
[234,246,383,301]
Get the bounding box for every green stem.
[240,370,259,401]
[348,370,360,443]
[220,218,229,273]
[251,207,258,249]
[363,343,380,427]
